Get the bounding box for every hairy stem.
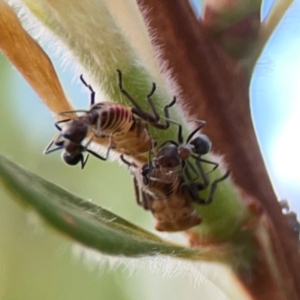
[136,0,300,298]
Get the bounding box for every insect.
[153,118,215,170]
[152,118,221,197]
[44,70,175,166]
[121,155,202,231]
[121,154,230,232]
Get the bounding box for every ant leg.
[120,154,131,166]
[181,162,195,183]
[145,83,160,122]
[54,118,72,131]
[182,161,207,190]
[193,159,209,189]
[203,170,231,205]
[81,154,89,169]
[117,69,144,111]
[133,177,142,207]
[147,82,156,98]
[80,75,95,105]
[171,119,183,144]
[145,95,177,129]
[180,160,186,173]
[43,139,55,154]
[147,95,176,122]
[183,160,201,183]
[43,143,64,155]
[120,154,139,169]
[183,164,211,204]
[178,161,208,203]
[182,164,205,202]
[186,121,206,143]
[134,182,151,210]
[141,191,151,210]
[192,155,219,173]
[117,70,171,128]
[85,135,113,161]
[86,148,110,161]
[85,149,102,160]
[164,96,176,119]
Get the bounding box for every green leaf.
[0,154,201,259]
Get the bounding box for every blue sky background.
[10,0,300,213]
[252,0,300,212]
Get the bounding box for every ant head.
[62,119,88,144]
[155,145,180,168]
[190,134,211,155]
[62,151,83,166]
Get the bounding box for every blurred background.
[0,0,299,299]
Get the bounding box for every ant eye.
[62,152,83,166]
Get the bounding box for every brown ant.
[121,153,230,232]
[121,154,202,231]
[44,70,175,166]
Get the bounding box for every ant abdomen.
[189,134,211,155]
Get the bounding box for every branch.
[249,0,294,69]
[136,0,300,298]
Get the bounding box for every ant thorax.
[61,118,89,144]
[177,144,194,160]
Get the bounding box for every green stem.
[248,0,294,70]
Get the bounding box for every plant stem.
[248,0,294,70]
[136,0,300,298]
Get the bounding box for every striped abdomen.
[149,184,202,232]
[89,102,134,136]
[143,168,182,199]
[137,167,202,231]
[90,102,153,157]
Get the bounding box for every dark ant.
[152,119,224,199]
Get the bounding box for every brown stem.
[136,0,300,298]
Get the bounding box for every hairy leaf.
[0,154,208,259]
